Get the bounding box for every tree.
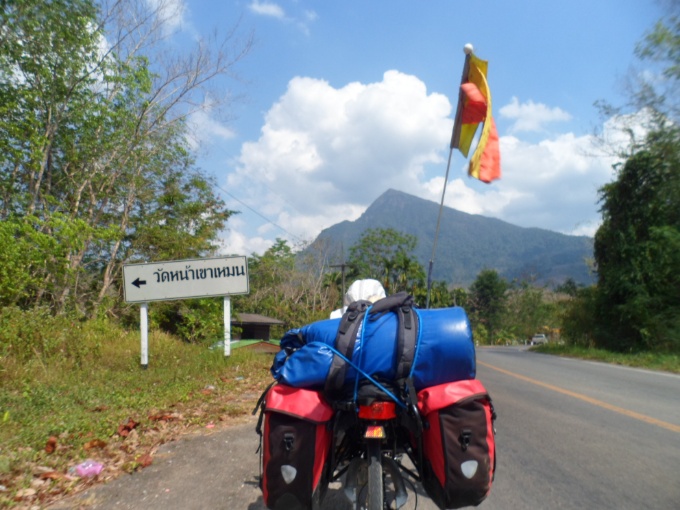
[560,286,599,348]
[588,4,680,353]
[0,0,251,317]
[348,228,425,295]
[469,269,508,344]
[633,5,680,122]
[554,277,581,297]
[504,282,552,342]
[414,280,455,309]
[233,239,336,332]
[0,216,55,306]
[594,129,680,351]
[451,287,469,308]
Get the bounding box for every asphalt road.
[477,347,680,509]
[49,347,680,509]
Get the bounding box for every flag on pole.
[450,51,501,183]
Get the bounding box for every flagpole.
[425,146,454,308]
[426,44,473,309]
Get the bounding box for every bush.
[559,287,598,348]
[0,307,122,369]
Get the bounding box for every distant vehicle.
[531,333,548,345]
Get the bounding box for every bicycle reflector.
[364,425,386,439]
[358,401,397,420]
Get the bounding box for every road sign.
[123,256,249,303]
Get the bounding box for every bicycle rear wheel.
[366,441,383,510]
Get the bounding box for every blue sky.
[148,0,663,256]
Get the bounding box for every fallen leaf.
[136,453,153,468]
[14,487,36,499]
[84,439,108,450]
[39,471,66,481]
[117,418,139,438]
[30,478,47,488]
[45,436,57,454]
[125,428,139,444]
[148,413,180,422]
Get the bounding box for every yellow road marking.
[478,361,680,434]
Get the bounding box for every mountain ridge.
[309,189,594,287]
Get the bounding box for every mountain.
[309,189,595,287]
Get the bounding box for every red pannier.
[417,379,496,509]
[260,384,334,510]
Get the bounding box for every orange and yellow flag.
[450,52,501,183]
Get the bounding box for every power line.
[216,184,305,244]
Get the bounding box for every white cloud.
[490,133,615,235]
[222,71,451,253]
[145,0,187,33]
[247,1,316,34]
[597,108,654,154]
[220,74,637,255]
[248,1,285,19]
[499,97,572,133]
[220,228,272,257]
[186,110,236,150]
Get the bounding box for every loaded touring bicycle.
[254,285,496,510]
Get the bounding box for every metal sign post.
[140,302,149,368]
[224,295,231,357]
[123,256,249,366]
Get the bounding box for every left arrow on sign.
[132,278,147,288]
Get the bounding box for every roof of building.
[232,313,284,325]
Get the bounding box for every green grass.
[0,312,275,507]
[531,344,680,373]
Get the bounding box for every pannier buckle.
[283,433,295,452]
[460,429,472,451]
